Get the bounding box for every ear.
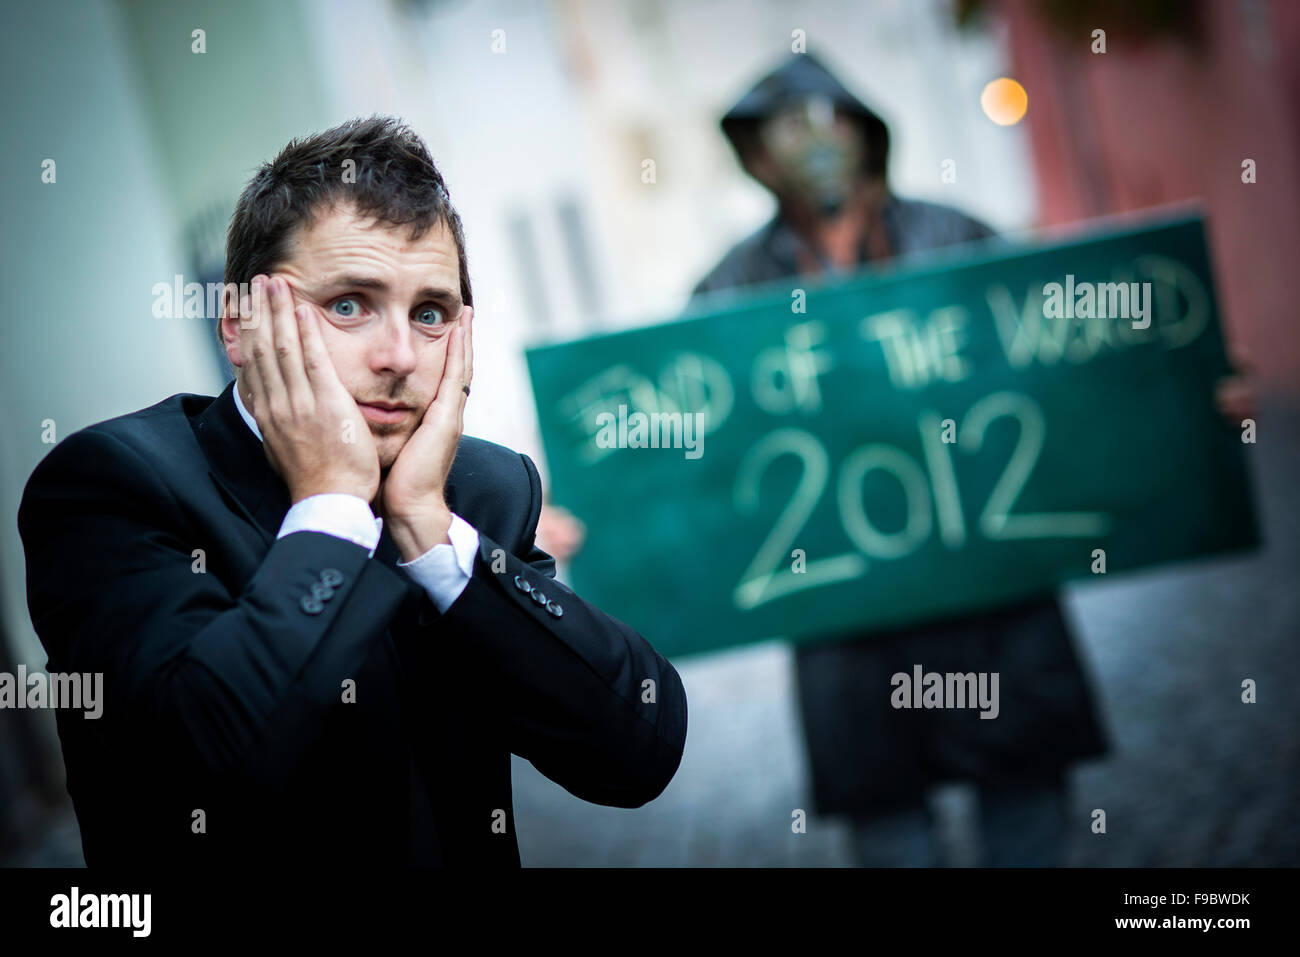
[219,284,247,368]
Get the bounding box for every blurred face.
[754,95,867,215]
[224,201,467,469]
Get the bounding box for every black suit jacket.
[17,381,687,866]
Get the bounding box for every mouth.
[357,400,413,425]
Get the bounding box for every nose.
[366,311,418,378]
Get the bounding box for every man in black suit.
[17,116,687,867]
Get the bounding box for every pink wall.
[999,0,1300,393]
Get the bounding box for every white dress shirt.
[233,385,478,612]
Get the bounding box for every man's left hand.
[379,305,474,561]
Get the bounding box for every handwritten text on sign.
[526,217,1257,659]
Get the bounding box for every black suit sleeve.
[423,452,688,809]
[17,427,412,796]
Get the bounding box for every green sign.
[525,214,1259,659]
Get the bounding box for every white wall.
[0,0,219,674]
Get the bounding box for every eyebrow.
[320,274,462,310]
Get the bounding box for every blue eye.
[415,306,444,326]
[332,297,360,318]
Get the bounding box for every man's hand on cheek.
[239,273,381,504]
[380,306,474,562]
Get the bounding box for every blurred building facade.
[995,0,1300,391]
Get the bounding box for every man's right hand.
[238,273,380,504]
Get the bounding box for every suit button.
[311,582,335,601]
[321,568,344,587]
[530,586,547,605]
[514,575,530,592]
[546,600,563,618]
[300,595,324,615]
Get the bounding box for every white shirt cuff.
[276,493,383,557]
[397,513,480,613]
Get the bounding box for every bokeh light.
[981,77,1028,125]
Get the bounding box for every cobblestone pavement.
[510,399,1300,866]
[9,402,1296,867]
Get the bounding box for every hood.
[719,50,890,181]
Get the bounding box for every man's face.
[751,95,867,215]
[224,201,467,469]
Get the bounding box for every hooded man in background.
[692,50,1107,867]
[694,52,999,294]
[694,49,1253,867]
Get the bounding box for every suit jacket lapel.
[192,380,290,546]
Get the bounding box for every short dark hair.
[220,115,471,345]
